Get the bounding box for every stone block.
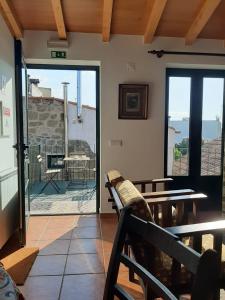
[28,111,38,120]
[50,114,58,120]
[29,128,37,134]
[39,113,50,121]
[52,135,62,139]
[29,121,43,127]
[47,120,59,127]
[55,127,64,134]
[37,105,47,112]
[39,131,49,137]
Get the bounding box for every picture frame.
[118,84,149,119]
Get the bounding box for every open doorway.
[26,65,100,215]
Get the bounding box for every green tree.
[174,147,181,160]
[176,138,189,156]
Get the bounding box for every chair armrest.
[132,178,173,185]
[132,178,173,193]
[146,193,207,206]
[142,189,194,198]
[166,220,225,238]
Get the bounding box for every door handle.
[12,144,29,151]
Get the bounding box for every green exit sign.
[51,51,67,59]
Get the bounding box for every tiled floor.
[18,213,225,299]
[19,214,143,300]
[30,180,96,215]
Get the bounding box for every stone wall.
[28,97,64,149]
[28,97,96,182]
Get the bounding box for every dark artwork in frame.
[118,84,148,119]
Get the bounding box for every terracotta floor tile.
[65,254,104,274]
[26,228,46,241]
[38,240,70,255]
[76,215,99,227]
[68,239,102,254]
[101,239,113,253]
[19,276,62,300]
[117,271,144,299]
[103,253,128,273]
[46,216,79,229]
[28,216,49,227]
[60,274,105,300]
[40,228,73,240]
[72,226,100,239]
[29,255,67,276]
[25,240,38,247]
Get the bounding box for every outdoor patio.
[29,180,96,215]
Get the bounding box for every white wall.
[68,102,96,152]
[0,15,17,207]
[22,31,225,212]
[0,15,18,247]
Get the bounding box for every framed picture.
[118,84,148,119]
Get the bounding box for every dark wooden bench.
[109,181,224,255]
[104,207,224,300]
[108,176,207,226]
[107,178,225,295]
[104,172,200,224]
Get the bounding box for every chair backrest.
[106,173,154,221]
[103,207,220,300]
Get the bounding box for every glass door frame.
[164,68,225,210]
[15,39,30,245]
[26,63,101,214]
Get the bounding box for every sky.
[168,76,224,121]
[27,69,96,107]
[27,70,224,120]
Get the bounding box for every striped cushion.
[116,180,154,222]
[107,170,124,187]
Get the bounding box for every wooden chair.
[107,177,225,294]
[104,207,224,300]
[105,170,203,226]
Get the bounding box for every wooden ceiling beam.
[0,0,23,39]
[144,0,167,44]
[102,0,114,42]
[51,0,67,39]
[185,0,221,45]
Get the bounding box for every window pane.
[167,77,191,176]
[201,78,224,176]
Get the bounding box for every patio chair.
[37,155,61,193]
[104,206,224,300]
[66,154,89,185]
